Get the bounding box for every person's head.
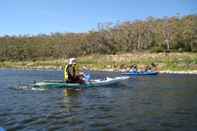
[68,58,76,65]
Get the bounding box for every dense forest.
[0,15,196,61]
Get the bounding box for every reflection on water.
[63,89,83,113]
[0,69,197,131]
[63,89,83,97]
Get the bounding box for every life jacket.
[64,64,80,81]
[64,65,68,80]
[73,64,80,75]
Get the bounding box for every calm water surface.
[0,69,197,131]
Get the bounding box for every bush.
[191,48,197,52]
[150,47,164,53]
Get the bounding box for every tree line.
[0,15,196,61]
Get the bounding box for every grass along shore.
[0,53,197,74]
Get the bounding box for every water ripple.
[0,70,197,131]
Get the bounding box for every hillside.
[0,15,196,62]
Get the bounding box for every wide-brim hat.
[68,58,76,65]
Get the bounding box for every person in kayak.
[129,64,138,72]
[144,63,157,72]
[64,58,85,83]
[144,65,152,72]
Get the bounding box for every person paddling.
[144,63,157,72]
[129,64,138,72]
[64,58,85,83]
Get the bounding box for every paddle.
[83,73,91,82]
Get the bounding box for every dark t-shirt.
[66,65,76,81]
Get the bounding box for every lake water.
[0,69,197,131]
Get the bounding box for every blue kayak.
[122,71,158,76]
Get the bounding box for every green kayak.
[34,76,129,88]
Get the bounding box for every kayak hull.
[34,76,129,88]
[122,71,158,76]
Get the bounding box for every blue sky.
[0,0,196,36]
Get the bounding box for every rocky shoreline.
[1,53,197,74]
[1,66,197,74]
